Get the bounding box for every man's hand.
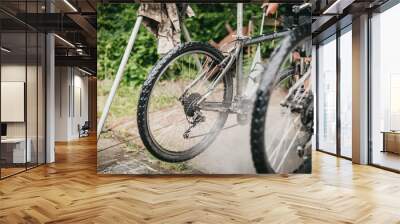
[261,3,279,16]
[292,51,301,62]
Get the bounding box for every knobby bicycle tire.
[137,42,234,162]
[250,24,311,173]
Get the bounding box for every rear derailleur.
[181,93,206,139]
[182,113,205,139]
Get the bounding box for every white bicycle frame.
[185,29,292,114]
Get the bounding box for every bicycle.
[251,56,313,173]
[137,3,312,172]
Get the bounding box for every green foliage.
[97,3,282,86]
[98,4,158,86]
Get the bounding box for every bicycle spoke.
[269,115,300,167]
[275,125,302,172]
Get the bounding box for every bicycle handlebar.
[292,3,312,14]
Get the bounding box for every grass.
[98,80,180,122]
[98,79,140,122]
[145,151,192,172]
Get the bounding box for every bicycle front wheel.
[250,24,312,173]
[137,42,233,162]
